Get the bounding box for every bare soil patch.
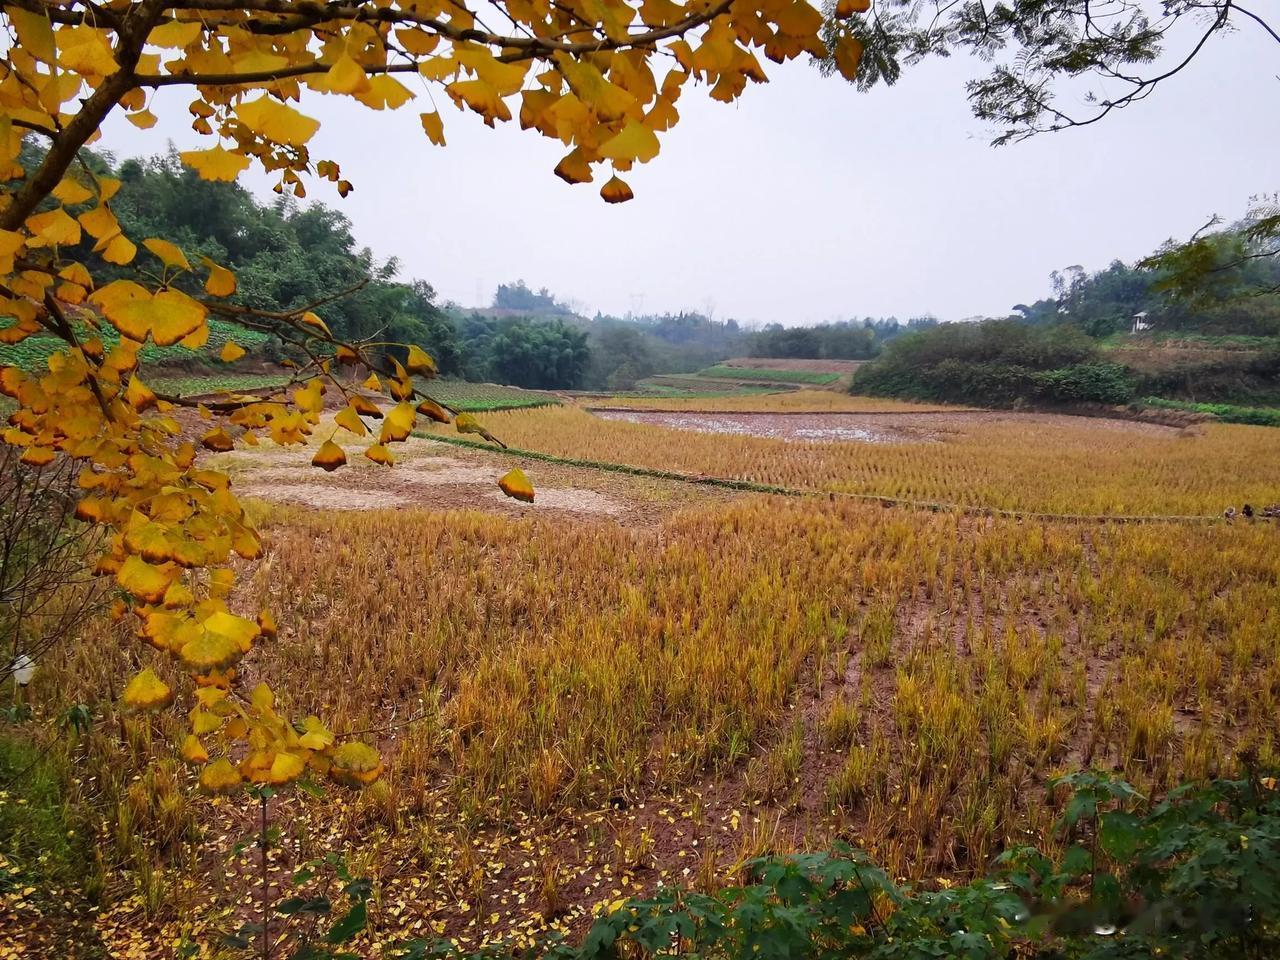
[216,436,735,526]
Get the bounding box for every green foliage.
[392,771,1280,960]
[148,373,292,396]
[1143,397,1280,428]
[492,280,572,316]
[420,379,560,412]
[0,318,273,374]
[0,731,96,897]
[853,320,1134,406]
[580,312,749,388]
[1132,347,1280,406]
[819,0,1253,151]
[452,315,589,389]
[78,149,460,372]
[1034,363,1135,405]
[747,318,931,360]
[223,847,371,958]
[701,365,841,385]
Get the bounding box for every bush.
[851,320,1135,407]
[1035,363,1135,404]
[1134,347,1280,406]
[393,771,1280,960]
[1143,397,1280,427]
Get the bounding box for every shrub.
[851,320,1122,407]
[1034,363,1135,404]
[1143,397,1280,427]
[392,771,1280,960]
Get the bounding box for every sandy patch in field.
[222,441,643,520]
[485,486,627,516]
[239,483,415,510]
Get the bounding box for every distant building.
[1132,311,1151,334]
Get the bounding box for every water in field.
[592,410,912,443]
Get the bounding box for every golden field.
[8,404,1280,957]
[423,404,1280,516]
[587,390,961,413]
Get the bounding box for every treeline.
[46,147,956,392]
[853,321,1136,405]
[749,317,937,360]
[854,217,1280,409]
[65,148,460,372]
[855,317,1280,408]
[1016,254,1280,338]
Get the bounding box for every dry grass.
[16,403,1280,956]
[34,487,1280,953]
[430,405,1280,516]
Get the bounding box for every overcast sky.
[95,21,1278,326]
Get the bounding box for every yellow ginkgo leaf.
[350,395,383,418]
[455,412,499,444]
[835,0,871,16]
[379,402,415,444]
[78,204,119,240]
[20,446,56,467]
[598,121,661,164]
[201,257,236,297]
[335,404,368,436]
[117,555,173,603]
[405,344,437,377]
[200,757,243,793]
[142,237,190,270]
[312,439,347,471]
[124,521,174,565]
[833,34,864,82]
[601,175,634,204]
[101,233,137,265]
[179,630,243,673]
[179,147,251,182]
[420,111,446,146]
[298,716,335,751]
[326,54,370,94]
[122,667,173,711]
[364,443,394,465]
[124,375,157,411]
[299,311,330,335]
[416,398,451,423]
[268,751,307,784]
[354,74,414,110]
[180,734,209,765]
[148,17,203,47]
[257,609,278,639]
[52,177,94,205]
[219,340,246,362]
[180,324,209,349]
[200,427,235,453]
[25,208,81,247]
[106,289,206,345]
[202,610,261,653]
[235,96,321,147]
[498,467,535,503]
[330,741,383,787]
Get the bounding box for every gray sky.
[96,22,1278,326]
